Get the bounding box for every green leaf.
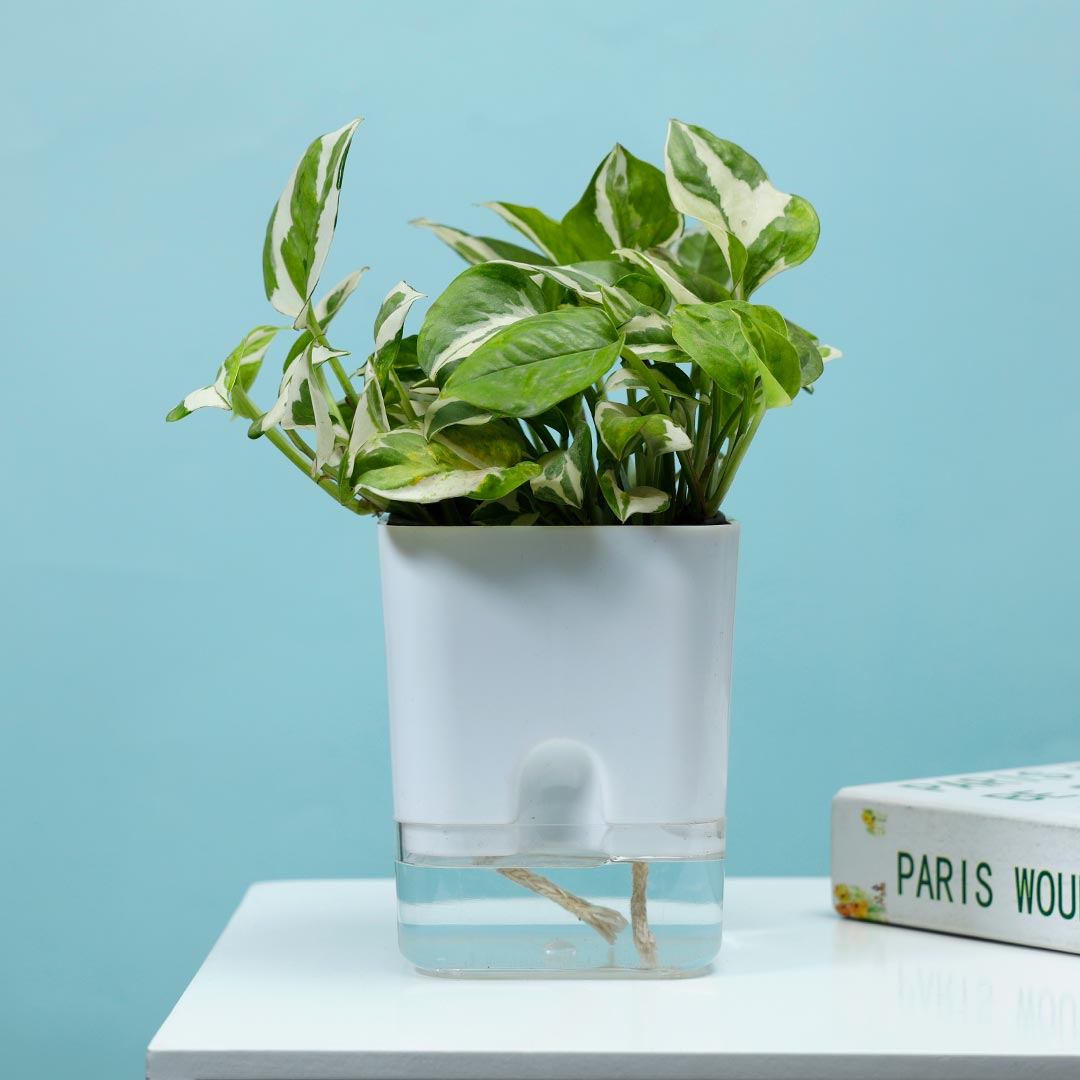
[482,202,582,264]
[445,307,623,418]
[417,262,548,383]
[167,326,282,421]
[263,119,362,318]
[614,247,730,305]
[727,302,802,405]
[410,218,552,266]
[598,466,670,522]
[784,318,825,388]
[670,304,758,399]
[351,430,539,503]
[470,490,540,526]
[664,119,819,296]
[562,144,682,259]
[530,414,593,509]
[670,228,733,287]
[594,401,692,460]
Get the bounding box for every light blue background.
[3,1,1078,1076]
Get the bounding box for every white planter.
[378,522,740,976]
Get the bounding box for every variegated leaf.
[352,430,539,503]
[346,362,389,474]
[481,202,581,264]
[281,269,368,372]
[410,218,552,266]
[445,307,623,418]
[422,395,491,438]
[604,365,696,401]
[249,343,347,474]
[594,401,692,460]
[819,344,843,362]
[490,259,634,306]
[562,144,682,259]
[433,419,524,469]
[373,280,425,375]
[316,268,367,324]
[598,467,670,522]
[417,263,548,383]
[263,119,362,318]
[613,247,729,305]
[665,120,819,296]
[167,326,282,421]
[530,415,593,509]
[596,286,686,363]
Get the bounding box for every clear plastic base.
[395,857,724,977]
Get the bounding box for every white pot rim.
[378,519,739,531]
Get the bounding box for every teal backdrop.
[3,1,1078,1076]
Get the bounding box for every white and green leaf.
[594,401,692,460]
[352,430,539,503]
[432,419,524,469]
[263,119,362,318]
[604,364,696,401]
[613,247,729,305]
[561,144,682,259]
[167,325,282,421]
[664,119,819,296]
[422,394,491,438]
[598,466,670,522]
[481,201,582,264]
[410,218,553,266]
[249,343,347,474]
[373,280,425,375]
[346,362,390,474]
[530,415,592,509]
[417,262,548,383]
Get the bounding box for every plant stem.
[528,420,559,453]
[233,386,366,514]
[329,356,359,407]
[623,349,708,521]
[710,394,765,514]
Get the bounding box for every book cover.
[831,762,1080,953]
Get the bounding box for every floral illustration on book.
[861,807,887,836]
[834,882,887,922]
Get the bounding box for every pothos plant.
[168,117,841,525]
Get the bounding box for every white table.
[148,877,1080,1079]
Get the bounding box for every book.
[831,762,1080,954]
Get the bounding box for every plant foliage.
[169,117,842,525]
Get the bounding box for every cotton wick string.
[497,867,629,944]
[630,861,659,966]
